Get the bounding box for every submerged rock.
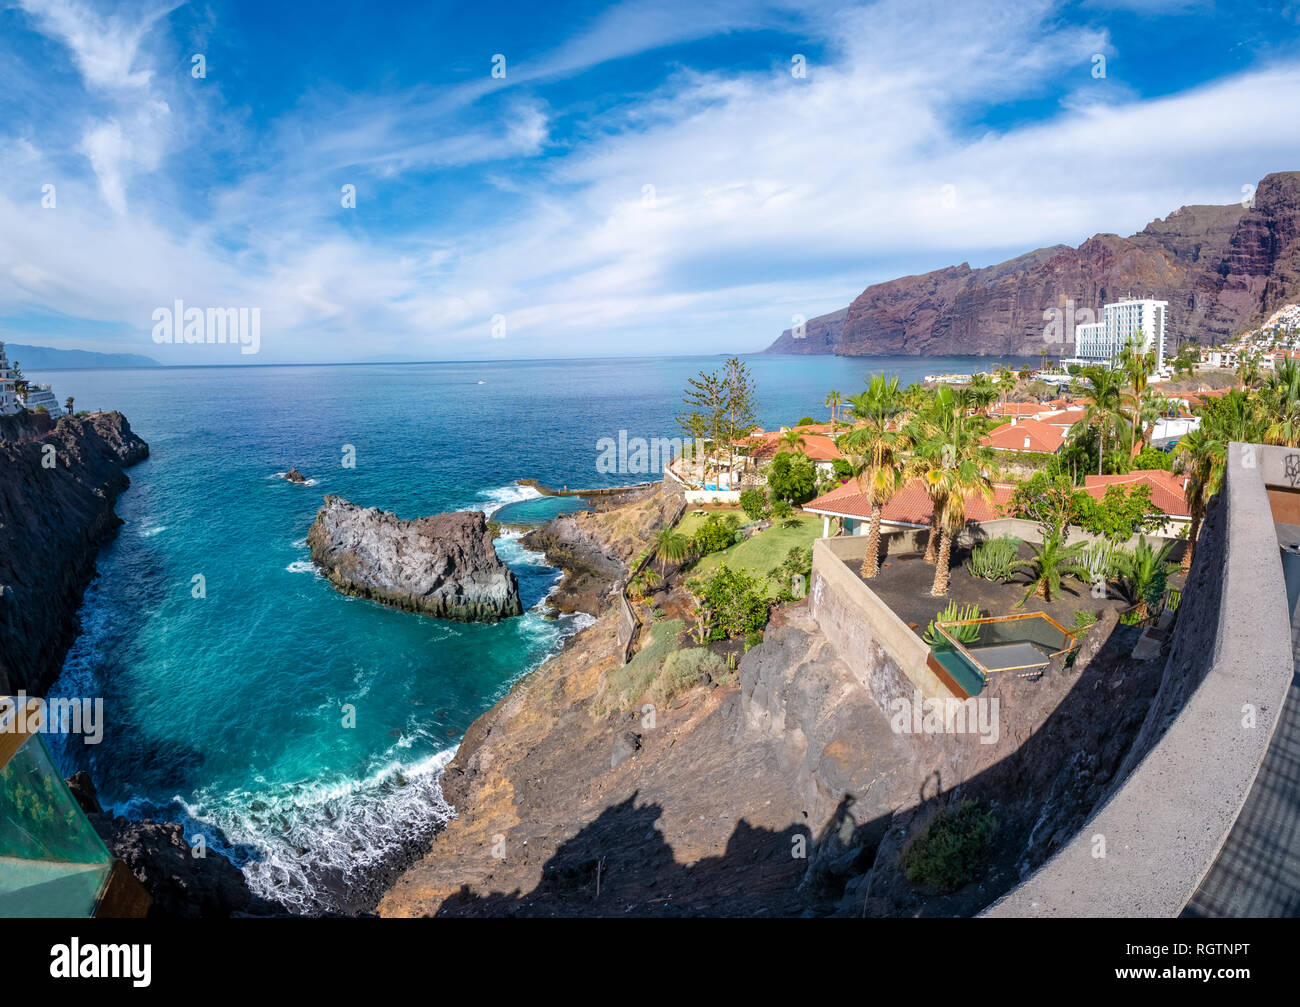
[307,495,522,622]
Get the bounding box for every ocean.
[33,353,1026,913]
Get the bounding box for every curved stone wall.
[985,443,1295,917]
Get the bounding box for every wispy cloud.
[0,0,1298,361]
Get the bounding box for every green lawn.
[689,514,822,596]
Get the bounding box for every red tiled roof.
[747,431,844,462]
[980,418,1066,454]
[1081,470,1191,518]
[803,478,1016,526]
[986,401,1043,417]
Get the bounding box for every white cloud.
[1,0,1298,361]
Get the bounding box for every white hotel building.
[1071,297,1169,370]
[0,341,64,418]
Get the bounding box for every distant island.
[4,343,161,370]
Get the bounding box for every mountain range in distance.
[765,170,1300,358]
[1,343,161,370]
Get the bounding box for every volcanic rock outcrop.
[765,170,1300,356]
[307,495,522,622]
[0,410,149,695]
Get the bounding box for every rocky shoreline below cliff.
[0,410,149,696]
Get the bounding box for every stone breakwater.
[0,410,149,696]
[308,495,522,622]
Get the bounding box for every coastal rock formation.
[523,481,681,615]
[0,411,149,695]
[765,170,1300,356]
[284,467,307,484]
[307,495,522,622]
[67,772,283,918]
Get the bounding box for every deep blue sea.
[32,353,1023,913]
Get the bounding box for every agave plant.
[922,600,982,647]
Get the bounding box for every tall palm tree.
[996,368,1016,412]
[838,376,910,578]
[825,390,843,427]
[1070,366,1130,475]
[1236,352,1261,391]
[1117,332,1156,456]
[926,448,994,596]
[1015,531,1089,605]
[1173,429,1224,571]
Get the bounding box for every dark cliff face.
[765,171,1300,356]
[0,411,149,696]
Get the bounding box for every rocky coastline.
[0,410,149,697]
[308,495,522,622]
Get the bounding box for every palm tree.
[1263,359,1300,447]
[1173,429,1224,571]
[825,390,842,426]
[926,450,994,596]
[64,396,74,415]
[996,368,1016,412]
[778,427,807,453]
[1015,531,1089,605]
[1118,332,1156,456]
[1116,535,1179,617]
[838,376,911,578]
[966,373,998,412]
[1070,366,1130,475]
[653,528,694,575]
[1236,352,1261,391]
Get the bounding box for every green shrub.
[771,498,793,520]
[796,416,816,426]
[739,488,768,521]
[965,536,1020,581]
[744,628,764,651]
[922,601,981,646]
[692,513,741,555]
[599,619,684,712]
[901,799,997,892]
[652,648,726,705]
[1073,609,1098,629]
[766,451,817,504]
[686,563,770,642]
[1132,446,1172,471]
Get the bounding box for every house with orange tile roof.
[1081,470,1192,527]
[801,478,1016,538]
[738,423,846,476]
[980,417,1067,455]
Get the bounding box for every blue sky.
[1,0,1299,363]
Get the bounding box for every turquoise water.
[33,353,1026,913]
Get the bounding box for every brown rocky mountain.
[764,171,1300,357]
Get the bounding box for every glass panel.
[0,733,114,917]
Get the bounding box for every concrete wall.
[810,536,961,712]
[985,442,1295,917]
